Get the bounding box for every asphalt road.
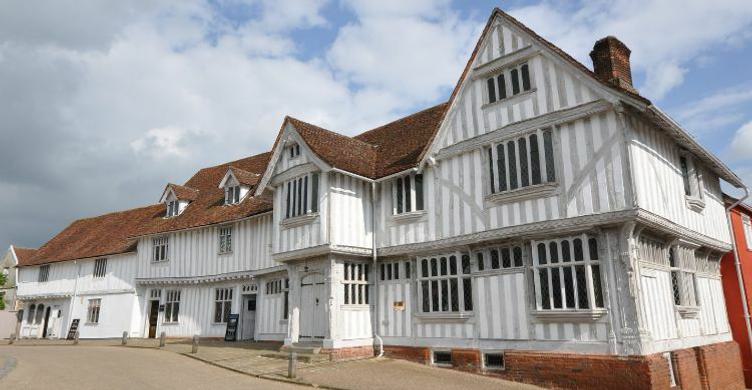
[0,345,302,390]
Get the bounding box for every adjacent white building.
[14,7,747,389]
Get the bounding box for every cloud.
[731,121,752,160]
[508,0,752,100]
[675,85,752,136]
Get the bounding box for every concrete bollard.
[122,331,128,345]
[9,334,15,345]
[191,335,199,354]
[288,351,298,379]
[74,331,80,345]
[159,331,166,348]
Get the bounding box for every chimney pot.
[590,36,636,93]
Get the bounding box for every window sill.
[391,210,426,223]
[84,322,99,326]
[531,308,607,322]
[481,88,537,110]
[218,251,233,256]
[685,196,705,213]
[415,312,473,323]
[676,305,700,319]
[161,322,180,325]
[280,213,319,229]
[151,260,169,264]
[485,182,558,205]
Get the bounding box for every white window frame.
[225,185,241,205]
[417,253,473,315]
[487,128,556,196]
[532,234,605,312]
[218,226,233,254]
[87,298,101,324]
[93,258,107,278]
[668,246,699,309]
[284,173,319,219]
[164,290,180,323]
[485,62,532,104]
[742,214,752,251]
[152,236,169,262]
[213,287,233,324]
[166,200,180,217]
[380,261,410,281]
[343,262,370,305]
[392,173,424,215]
[475,244,524,271]
[288,143,301,159]
[38,264,50,283]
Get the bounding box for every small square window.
[484,352,505,370]
[432,351,452,366]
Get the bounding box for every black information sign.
[224,314,239,342]
[66,319,80,340]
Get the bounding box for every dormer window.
[225,185,241,205]
[166,200,180,217]
[289,144,301,159]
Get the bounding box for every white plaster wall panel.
[340,309,372,340]
[273,171,327,254]
[377,280,412,338]
[274,144,312,175]
[138,214,274,279]
[17,262,78,297]
[69,293,138,338]
[330,173,372,250]
[76,254,138,293]
[639,269,678,341]
[476,272,528,340]
[629,116,729,243]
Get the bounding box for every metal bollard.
[122,331,128,345]
[287,351,298,379]
[159,331,166,348]
[9,334,15,345]
[74,331,80,345]
[191,335,199,354]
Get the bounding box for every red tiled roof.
[228,166,261,187]
[164,183,199,201]
[12,247,37,266]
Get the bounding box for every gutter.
[726,186,752,355]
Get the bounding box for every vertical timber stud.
[288,352,298,379]
[122,331,128,345]
[159,331,166,348]
[192,335,199,354]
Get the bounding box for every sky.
[1,0,752,252]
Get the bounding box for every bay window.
[418,254,473,314]
[487,129,555,196]
[393,173,424,215]
[532,235,604,312]
[284,173,319,219]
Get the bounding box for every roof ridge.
[287,116,379,149]
[354,101,450,140]
[69,203,162,223]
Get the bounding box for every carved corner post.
[614,222,652,355]
[284,264,300,346]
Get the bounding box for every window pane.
[286,181,291,218]
[461,255,471,274]
[404,175,412,212]
[303,176,308,213]
[405,262,410,279]
[441,279,449,311]
[529,134,541,185]
[463,278,473,311]
[589,238,599,260]
[543,129,555,182]
[518,138,529,187]
[477,253,485,271]
[450,279,458,312]
[511,68,520,95]
[488,148,496,193]
[311,173,319,212]
[552,269,562,308]
[501,247,511,268]
[539,269,550,309]
[422,281,430,312]
[680,156,691,196]
[344,283,349,304]
[563,267,575,308]
[592,265,604,308]
[422,259,428,277]
[671,271,682,305]
[431,258,438,276]
[449,255,457,275]
[513,247,523,267]
[491,249,500,269]
[387,263,392,280]
[507,142,518,190]
[496,144,507,192]
[215,302,222,323]
[575,265,589,309]
[487,77,497,103]
[562,241,571,262]
[394,263,400,279]
[440,257,448,276]
[297,178,303,216]
[497,74,507,100]
[574,239,584,261]
[415,174,424,211]
[549,242,559,264]
[521,64,531,91]
[537,243,547,265]
[396,178,403,214]
[431,280,439,311]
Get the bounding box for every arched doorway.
[299,273,326,339]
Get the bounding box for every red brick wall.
[323,345,374,361]
[380,342,744,390]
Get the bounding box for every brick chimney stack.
[589,36,636,94]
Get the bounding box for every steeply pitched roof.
[227,166,261,187]
[163,183,199,202]
[23,205,162,266]
[12,247,37,266]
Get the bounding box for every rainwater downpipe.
[727,186,752,353]
[371,181,384,358]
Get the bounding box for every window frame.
[38,264,50,283]
[343,262,370,306]
[668,246,699,310]
[164,289,181,323]
[475,244,525,272]
[484,61,533,105]
[166,200,180,217]
[288,143,301,159]
[213,287,233,324]
[93,258,107,278]
[416,253,473,316]
[218,225,233,254]
[392,173,424,215]
[531,235,606,315]
[152,236,169,262]
[87,298,101,324]
[284,173,319,220]
[743,214,752,251]
[486,128,556,199]
[225,185,242,205]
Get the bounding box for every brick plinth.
[322,345,374,361]
[381,341,744,390]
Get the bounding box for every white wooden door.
[299,274,326,339]
[240,294,256,340]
